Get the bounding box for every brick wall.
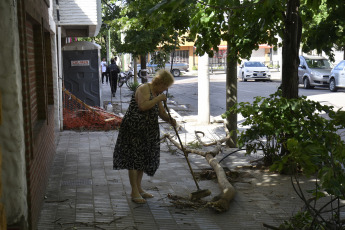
[13,0,56,229]
[25,22,38,127]
[28,107,55,230]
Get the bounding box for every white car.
[238,61,271,82]
[329,60,345,92]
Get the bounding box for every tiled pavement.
[37,76,310,229]
[38,128,305,230]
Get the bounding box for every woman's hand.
[169,118,177,127]
[156,93,167,102]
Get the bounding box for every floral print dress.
[113,85,160,176]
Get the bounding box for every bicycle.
[118,67,135,88]
[118,67,148,88]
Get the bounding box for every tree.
[102,0,185,81]
[301,0,345,61]
[151,0,283,146]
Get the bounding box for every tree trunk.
[225,55,237,148]
[140,55,147,83]
[133,58,138,83]
[281,0,302,99]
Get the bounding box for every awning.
[259,44,272,49]
[215,44,272,50]
[218,45,228,50]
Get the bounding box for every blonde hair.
[152,69,174,87]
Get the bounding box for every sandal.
[131,196,147,204]
[140,192,154,199]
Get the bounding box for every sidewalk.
[37,78,308,230]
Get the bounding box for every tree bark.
[281,0,302,99]
[225,56,238,147]
[140,55,147,83]
[205,153,236,212]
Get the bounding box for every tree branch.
[196,0,266,11]
[102,0,115,13]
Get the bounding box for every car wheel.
[329,78,338,92]
[303,77,312,89]
[242,72,247,82]
[171,69,180,77]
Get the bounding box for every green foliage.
[223,89,342,165]
[186,0,284,61]
[278,211,325,230]
[150,51,170,70]
[127,81,141,92]
[224,89,345,228]
[301,0,345,61]
[187,140,202,149]
[192,66,198,71]
[104,0,188,57]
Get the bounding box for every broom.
[163,101,211,200]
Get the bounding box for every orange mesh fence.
[63,87,122,131]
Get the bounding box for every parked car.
[298,55,332,89]
[147,62,189,77]
[329,60,345,92]
[238,61,271,82]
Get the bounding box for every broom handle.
[163,101,200,190]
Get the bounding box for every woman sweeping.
[113,69,176,204]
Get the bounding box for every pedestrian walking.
[107,57,120,97]
[101,57,108,84]
[113,70,176,204]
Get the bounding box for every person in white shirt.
[101,57,108,84]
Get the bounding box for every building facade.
[0,0,101,229]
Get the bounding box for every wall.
[0,0,29,227]
[248,48,266,62]
[0,0,58,229]
[19,0,57,228]
[54,0,102,37]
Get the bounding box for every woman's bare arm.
[135,84,166,111]
[158,102,176,126]
[158,102,170,122]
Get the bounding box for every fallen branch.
[195,131,229,147]
[161,132,235,213]
[162,133,222,157]
[204,153,236,212]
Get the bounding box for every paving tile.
[38,119,319,230]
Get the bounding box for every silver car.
[298,55,332,89]
[147,62,189,77]
[329,60,345,92]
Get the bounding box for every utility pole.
[107,27,111,63]
[198,54,210,125]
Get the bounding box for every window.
[335,61,345,70]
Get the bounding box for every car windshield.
[305,58,331,69]
[244,62,265,67]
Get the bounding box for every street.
[168,71,345,117]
